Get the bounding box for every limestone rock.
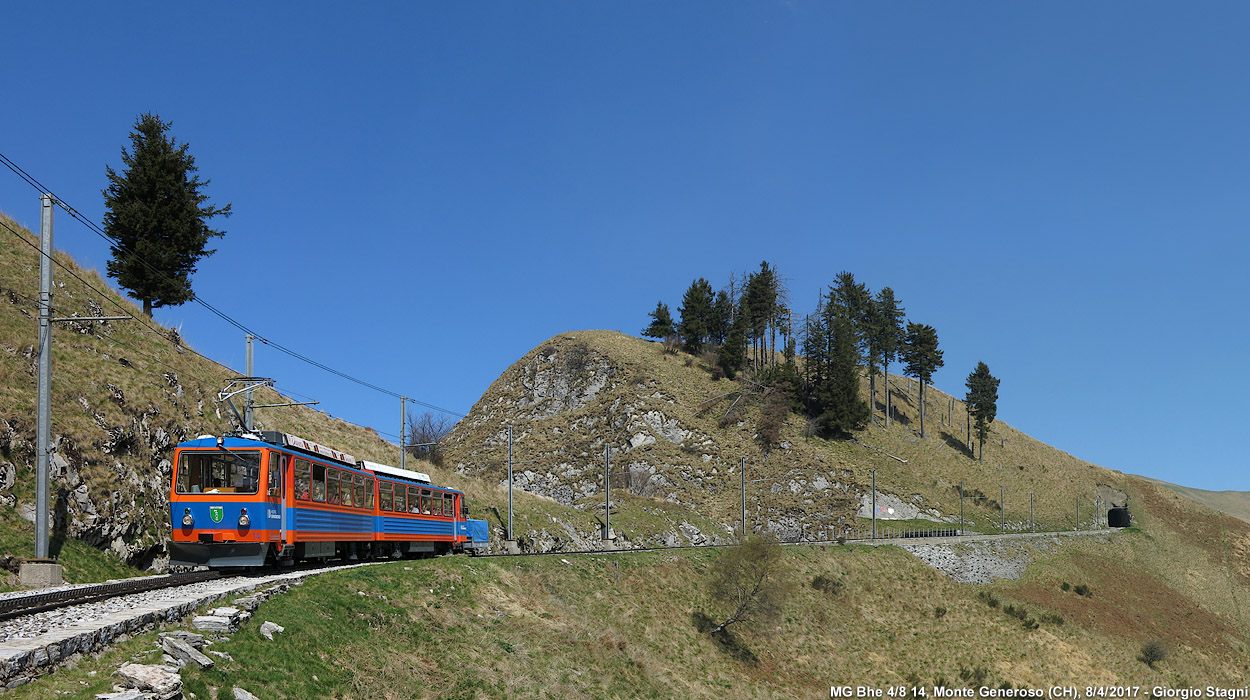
[161,635,214,669]
[115,663,181,699]
[192,615,234,632]
[234,688,262,700]
[259,621,285,640]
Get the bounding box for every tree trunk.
[884,363,890,428]
[869,372,876,426]
[919,380,926,438]
[143,298,153,318]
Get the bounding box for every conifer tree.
[964,361,1000,462]
[711,290,733,345]
[677,278,716,354]
[901,322,943,438]
[103,112,231,317]
[718,312,748,379]
[642,301,677,340]
[820,315,870,436]
[873,287,905,427]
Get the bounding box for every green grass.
[0,508,147,590]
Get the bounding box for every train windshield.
[175,450,262,495]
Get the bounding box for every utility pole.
[603,444,611,540]
[740,456,746,537]
[244,334,254,431]
[871,469,877,539]
[23,195,62,587]
[34,195,53,563]
[507,426,514,541]
[959,481,964,535]
[399,397,407,470]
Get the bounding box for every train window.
[311,463,326,503]
[294,459,311,500]
[364,478,375,509]
[394,484,407,513]
[445,494,455,517]
[267,453,284,497]
[408,486,420,513]
[327,468,341,505]
[341,471,353,507]
[431,491,442,517]
[380,482,394,512]
[420,489,432,514]
[175,450,261,495]
[353,475,365,509]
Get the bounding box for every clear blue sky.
[2,2,1247,491]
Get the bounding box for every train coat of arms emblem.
[210,506,224,523]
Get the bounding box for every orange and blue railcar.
[168,431,489,567]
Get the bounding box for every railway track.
[0,571,222,623]
[472,527,1115,559]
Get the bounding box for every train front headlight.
[182,508,194,527]
[238,508,250,528]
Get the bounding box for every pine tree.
[642,301,677,340]
[710,290,733,345]
[677,278,716,354]
[873,287,905,427]
[901,322,943,439]
[964,361,1000,462]
[718,312,748,379]
[103,112,231,317]
[820,315,870,436]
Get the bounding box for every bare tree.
[707,533,793,634]
[405,411,456,467]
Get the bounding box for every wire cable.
[0,151,465,417]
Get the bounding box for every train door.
[266,451,286,546]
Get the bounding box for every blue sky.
[2,2,1247,490]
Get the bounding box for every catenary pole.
[34,194,53,561]
[603,444,611,540]
[959,481,964,536]
[399,397,406,470]
[244,335,254,431]
[871,469,877,539]
[507,426,514,541]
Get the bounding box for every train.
[168,430,490,568]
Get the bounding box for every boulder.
[259,621,285,640]
[191,615,234,632]
[115,663,181,700]
[161,635,214,669]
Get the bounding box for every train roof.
[176,432,456,490]
[359,460,432,484]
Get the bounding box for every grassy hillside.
[15,525,1250,699]
[1140,476,1250,524]
[445,330,1132,542]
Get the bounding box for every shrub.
[1041,613,1064,626]
[1060,582,1071,592]
[811,574,843,596]
[1074,584,1092,598]
[1139,640,1167,668]
[977,591,999,608]
[958,666,989,688]
[758,387,791,449]
[934,606,947,619]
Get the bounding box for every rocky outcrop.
[446,332,860,548]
